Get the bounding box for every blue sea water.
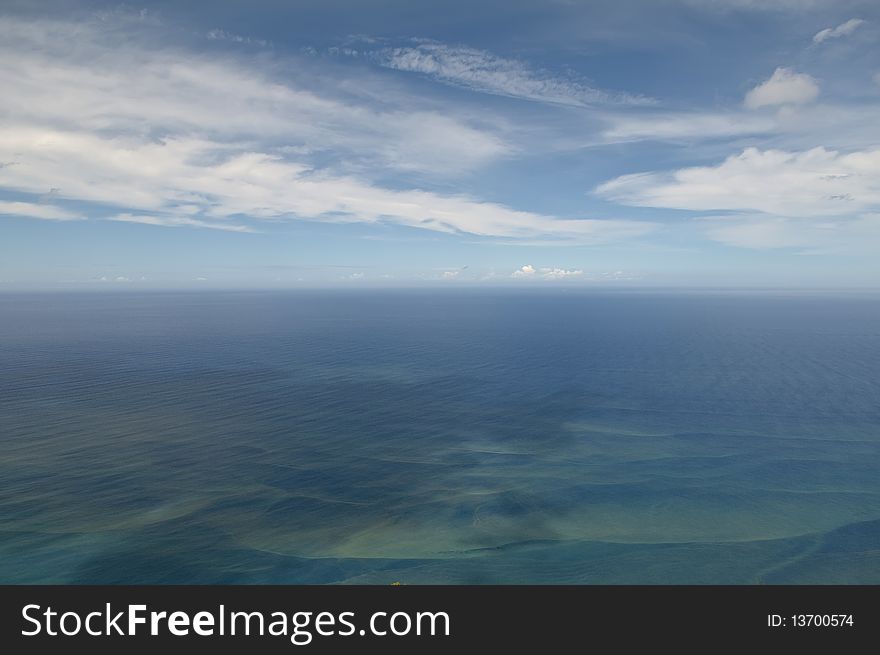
[1,289,879,584]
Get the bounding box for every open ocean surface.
[1,289,879,584]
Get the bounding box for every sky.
[1,0,879,290]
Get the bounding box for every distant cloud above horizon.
[511,264,585,280]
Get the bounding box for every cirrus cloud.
[0,14,654,245]
[365,41,655,107]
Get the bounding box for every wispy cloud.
[0,128,654,242]
[603,111,777,141]
[600,102,880,152]
[0,200,82,221]
[206,28,270,48]
[0,22,510,178]
[109,213,255,232]
[94,274,138,283]
[744,68,819,109]
[813,18,866,44]
[367,41,655,107]
[0,15,652,244]
[596,146,880,218]
[596,146,880,249]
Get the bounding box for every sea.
[1,289,878,583]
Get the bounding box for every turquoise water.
[1,290,879,583]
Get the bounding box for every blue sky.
[1,0,879,289]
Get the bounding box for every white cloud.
[348,272,365,280]
[0,15,652,245]
[109,213,254,232]
[744,68,819,109]
[510,264,584,280]
[0,200,82,220]
[609,71,864,146]
[540,267,583,279]
[596,146,880,218]
[372,42,654,107]
[601,103,880,151]
[602,111,777,141]
[597,146,880,250]
[206,29,269,48]
[441,270,460,279]
[511,264,536,278]
[813,18,866,44]
[0,129,653,242]
[0,15,507,176]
